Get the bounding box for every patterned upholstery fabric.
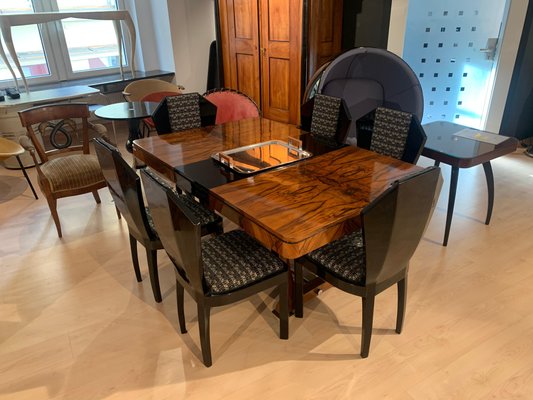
[307,230,366,285]
[167,93,202,132]
[202,230,286,294]
[144,207,158,237]
[310,94,342,140]
[370,107,412,160]
[40,154,104,193]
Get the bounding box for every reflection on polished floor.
[1,122,533,399]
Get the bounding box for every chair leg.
[279,279,289,339]
[129,234,142,282]
[92,190,101,204]
[15,155,38,199]
[361,294,375,358]
[176,280,187,333]
[396,278,407,334]
[45,195,62,238]
[147,249,162,302]
[294,262,304,318]
[197,302,212,367]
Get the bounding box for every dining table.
[133,117,423,260]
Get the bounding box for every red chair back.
[204,89,259,124]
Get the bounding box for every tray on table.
[212,137,312,175]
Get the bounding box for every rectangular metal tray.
[211,138,312,175]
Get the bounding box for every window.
[0,0,126,86]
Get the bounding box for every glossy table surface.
[94,101,159,121]
[133,118,422,258]
[422,121,518,167]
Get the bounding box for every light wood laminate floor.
[1,123,533,399]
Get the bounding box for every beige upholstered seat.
[18,103,107,237]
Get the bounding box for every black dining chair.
[151,92,217,134]
[294,166,441,358]
[355,107,427,164]
[93,138,223,303]
[300,93,352,146]
[141,168,289,367]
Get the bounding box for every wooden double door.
[217,0,343,125]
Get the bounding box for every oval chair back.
[123,79,183,102]
[203,88,260,124]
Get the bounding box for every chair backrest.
[356,107,427,164]
[140,90,181,104]
[123,79,183,102]
[300,93,352,145]
[203,88,260,124]
[302,61,331,103]
[18,103,91,163]
[140,168,204,293]
[93,138,156,242]
[151,93,218,134]
[317,47,424,141]
[361,166,441,286]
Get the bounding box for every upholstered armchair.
[18,103,107,237]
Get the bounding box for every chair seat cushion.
[202,230,286,295]
[306,230,366,285]
[41,154,105,193]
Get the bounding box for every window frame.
[0,0,130,87]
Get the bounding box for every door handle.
[480,38,498,61]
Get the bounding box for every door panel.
[219,0,261,106]
[308,0,343,79]
[236,54,258,99]
[260,0,302,124]
[402,0,509,129]
[269,58,290,110]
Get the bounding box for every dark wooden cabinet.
[217,0,343,124]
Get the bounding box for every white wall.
[125,0,216,92]
[166,0,216,92]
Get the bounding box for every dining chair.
[294,166,441,358]
[300,93,352,146]
[122,78,184,102]
[139,90,181,136]
[93,138,223,303]
[203,88,260,124]
[356,107,427,164]
[141,168,289,367]
[18,103,107,237]
[151,93,217,134]
[0,136,38,199]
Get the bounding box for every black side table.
[422,121,518,246]
[95,101,159,152]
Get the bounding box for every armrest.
[18,135,40,168]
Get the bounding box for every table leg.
[443,166,459,246]
[482,161,494,225]
[126,119,142,153]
